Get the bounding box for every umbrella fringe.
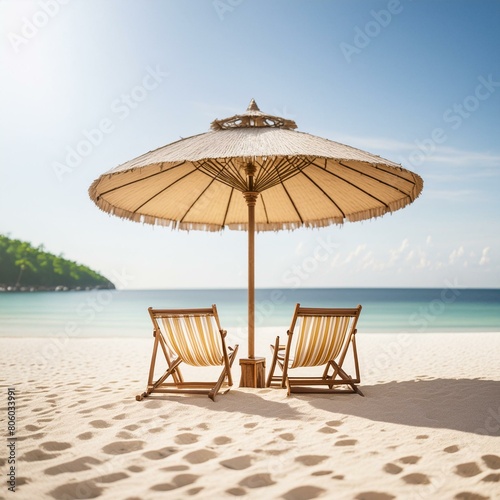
[91,197,421,232]
[89,173,423,232]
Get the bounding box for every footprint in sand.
[25,432,46,441]
[335,439,358,447]
[318,426,338,434]
[142,447,178,460]
[25,424,43,432]
[278,433,295,441]
[311,471,332,476]
[147,427,164,434]
[354,493,396,500]
[49,480,103,500]
[128,465,144,473]
[398,456,421,465]
[161,465,189,472]
[282,485,326,499]
[183,449,217,464]
[20,449,59,462]
[94,472,129,484]
[116,431,135,439]
[187,487,204,495]
[454,493,489,500]
[225,487,246,496]
[220,455,254,470]
[102,440,145,455]
[77,432,93,441]
[326,420,343,427]
[89,420,112,429]
[151,474,199,491]
[112,413,127,421]
[197,422,210,430]
[175,433,200,445]
[239,473,276,488]
[454,462,482,477]
[444,445,460,453]
[244,422,258,429]
[78,409,94,415]
[416,435,429,440]
[482,454,500,469]
[213,436,232,445]
[383,463,403,475]
[45,456,102,475]
[482,473,500,482]
[124,424,140,431]
[41,442,71,452]
[401,473,431,485]
[295,455,328,466]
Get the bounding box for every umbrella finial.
[211,100,298,130]
[247,99,260,112]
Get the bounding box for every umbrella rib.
[260,193,270,224]
[96,161,187,198]
[297,169,346,219]
[197,158,247,191]
[132,165,200,213]
[338,161,418,196]
[221,187,234,228]
[255,156,281,189]
[179,176,220,225]
[310,160,390,208]
[275,165,304,225]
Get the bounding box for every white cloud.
[449,246,465,265]
[389,238,410,264]
[344,244,366,264]
[479,246,491,266]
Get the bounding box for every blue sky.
[1,0,499,289]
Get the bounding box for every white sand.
[1,331,499,500]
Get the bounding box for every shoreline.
[1,332,499,499]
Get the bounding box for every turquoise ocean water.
[0,288,499,338]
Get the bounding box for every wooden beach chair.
[266,304,363,396]
[136,305,238,402]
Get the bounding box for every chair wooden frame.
[136,305,239,402]
[266,304,363,396]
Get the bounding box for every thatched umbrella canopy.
[89,100,423,385]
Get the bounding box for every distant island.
[0,235,115,292]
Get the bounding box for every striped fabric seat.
[291,315,352,368]
[160,314,224,366]
[266,304,363,396]
[136,305,238,402]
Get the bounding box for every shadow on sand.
[144,389,305,420]
[308,378,500,435]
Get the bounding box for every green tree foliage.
[0,235,115,290]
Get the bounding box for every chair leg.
[209,344,239,401]
[266,337,280,387]
[323,361,363,396]
[136,358,183,401]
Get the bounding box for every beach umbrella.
[89,100,423,387]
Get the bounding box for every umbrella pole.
[247,193,256,359]
[239,171,265,387]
